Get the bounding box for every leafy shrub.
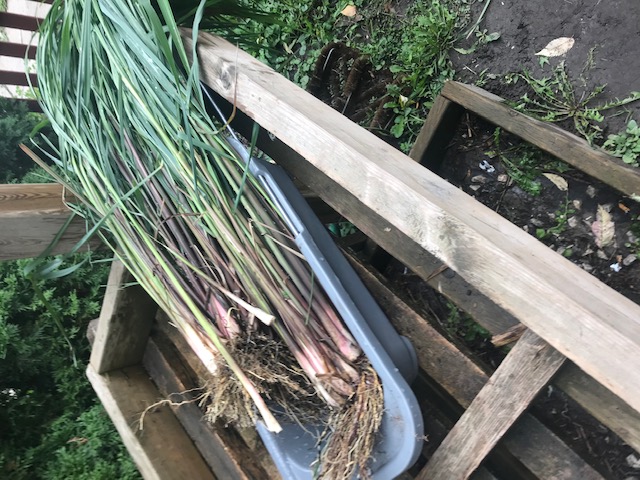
[603,119,640,166]
[0,98,55,183]
[0,253,139,478]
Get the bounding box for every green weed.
[535,196,575,240]
[505,61,640,145]
[603,119,640,167]
[487,127,569,196]
[444,301,490,343]
[383,0,468,141]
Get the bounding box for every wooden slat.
[0,11,42,30]
[90,258,157,374]
[0,41,37,59]
[187,31,640,415]
[0,183,91,260]
[0,70,37,87]
[348,256,603,479]
[554,363,640,451]
[409,95,463,169]
[441,81,640,198]
[418,330,566,479]
[86,364,215,480]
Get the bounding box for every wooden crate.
[2,31,640,479]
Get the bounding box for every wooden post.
[409,95,464,170]
[89,258,157,374]
[418,330,566,479]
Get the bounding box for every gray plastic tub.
[227,137,423,479]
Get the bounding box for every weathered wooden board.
[441,81,640,198]
[186,31,640,416]
[409,94,463,170]
[90,258,157,374]
[86,364,215,480]
[348,256,603,479]
[0,183,91,260]
[419,330,566,479]
[554,363,640,452]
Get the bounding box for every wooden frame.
[184,32,640,416]
[2,31,639,479]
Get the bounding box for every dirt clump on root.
[200,335,326,428]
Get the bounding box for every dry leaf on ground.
[341,5,357,17]
[591,205,615,248]
[535,37,575,57]
[542,173,568,191]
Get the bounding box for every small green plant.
[625,218,640,258]
[328,221,357,237]
[505,61,640,145]
[488,128,569,196]
[603,119,640,167]
[535,196,576,240]
[444,302,490,343]
[383,0,465,141]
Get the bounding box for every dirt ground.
[455,0,640,132]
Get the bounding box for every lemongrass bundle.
[32,0,383,476]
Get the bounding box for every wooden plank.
[0,183,92,260]
[418,330,566,479]
[0,41,37,59]
[187,31,640,416]
[554,363,640,452]
[90,258,157,374]
[348,255,603,479]
[505,416,603,480]
[143,327,276,480]
[0,70,38,87]
[409,95,463,170]
[86,364,215,480]
[0,12,42,30]
[441,81,640,198]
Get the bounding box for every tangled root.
[200,335,326,428]
[317,365,385,479]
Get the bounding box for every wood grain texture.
[0,183,91,260]
[554,362,640,452]
[348,255,603,479]
[441,81,640,198]
[86,364,215,480]
[187,31,640,415]
[90,259,157,374]
[409,95,463,170]
[419,330,566,479]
